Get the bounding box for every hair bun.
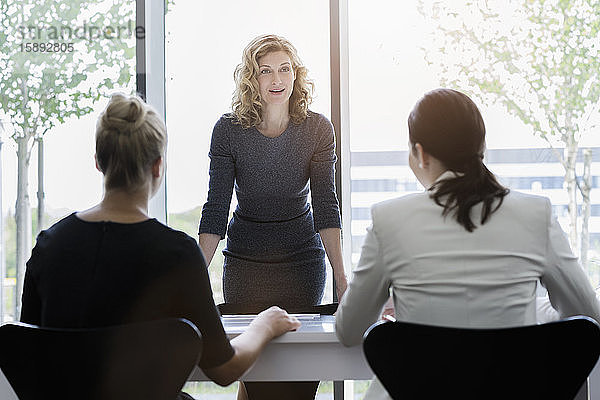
[101,94,147,133]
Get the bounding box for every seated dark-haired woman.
[335,88,600,400]
[20,93,300,398]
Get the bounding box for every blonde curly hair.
[232,34,314,128]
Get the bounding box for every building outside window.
[347,1,600,290]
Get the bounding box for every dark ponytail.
[408,89,509,232]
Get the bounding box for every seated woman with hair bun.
[335,88,600,400]
[20,93,300,398]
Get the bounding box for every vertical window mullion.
[330,0,352,300]
[330,1,353,400]
[140,0,167,224]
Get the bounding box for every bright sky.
[2,0,599,216]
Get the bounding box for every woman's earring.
[418,162,423,169]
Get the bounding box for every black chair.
[363,316,600,400]
[0,318,202,400]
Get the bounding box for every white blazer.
[336,171,600,399]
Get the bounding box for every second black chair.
[363,316,600,400]
[0,318,202,400]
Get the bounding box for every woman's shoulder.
[301,110,334,140]
[305,110,332,127]
[148,221,202,252]
[214,113,245,130]
[211,113,251,144]
[500,190,551,210]
[149,223,207,269]
[48,214,198,252]
[217,112,237,123]
[29,213,87,259]
[36,212,81,241]
[496,190,552,223]
[306,109,328,120]
[371,192,427,218]
[371,190,551,217]
[112,220,207,268]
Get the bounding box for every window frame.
[137,0,167,224]
[142,0,354,279]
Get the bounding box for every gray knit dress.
[198,111,341,308]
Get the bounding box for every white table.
[188,315,373,399]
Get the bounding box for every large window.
[165,0,332,304]
[1,0,136,322]
[347,1,600,289]
[164,2,335,397]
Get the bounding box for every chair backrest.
[363,316,600,400]
[0,318,202,400]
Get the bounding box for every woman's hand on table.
[205,306,300,386]
[250,306,301,340]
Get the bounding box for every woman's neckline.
[254,122,291,139]
[73,212,156,225]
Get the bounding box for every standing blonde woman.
[199,34,346,399]
[21,93,301,399]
